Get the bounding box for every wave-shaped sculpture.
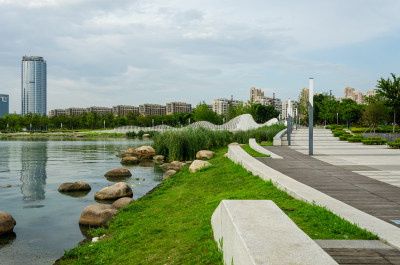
[111,114,279,133]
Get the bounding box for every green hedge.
[348,136,364,142]
[361,137,387,145]
[388,142,400,149]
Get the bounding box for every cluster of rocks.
[55,168,136,227]
[118,146,164,165]
[160,150,214,179]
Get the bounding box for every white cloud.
[1,0,400,113]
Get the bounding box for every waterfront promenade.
[256,129,400,264]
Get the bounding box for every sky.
[1,0,400,114]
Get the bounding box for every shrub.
[387,142,400,149]
[348,136,364,142]
[339,133,352,141]
[361,137,387,145]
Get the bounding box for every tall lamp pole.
[309,78,314,156]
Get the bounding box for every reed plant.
[153,124,285,162]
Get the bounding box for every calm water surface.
[0,137,163,265]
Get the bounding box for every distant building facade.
[139,104,166,116]
[66,108,87,116]
[49,109,66,117]
[166,102,192,115]
[113,105,139,116]
[87,106,113,115]
[0,94,9,118]
[343,86,376,104]
[212,98,241,115]
[21,56,47,115]
[250,87,282,115]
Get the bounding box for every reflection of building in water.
[20,142,48,201]
[0,144,10,174]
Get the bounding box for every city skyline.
[1,1,400,113]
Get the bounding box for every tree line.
[0,102,280,132]
[297,73,400,132]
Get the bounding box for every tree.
[363,102,389,132]
[249,104,279,123]
[376,73,400,133]
[339,99,364,125]
[193,102,222,124]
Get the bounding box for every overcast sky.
[1,0,400,113]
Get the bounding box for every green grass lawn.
[241,144,270,157]
[60,147,378,265]
[260,141,273,146]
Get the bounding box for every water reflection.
[0,232,16,249]
[0,143,10,174]
[20,142,48,201]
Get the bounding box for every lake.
[0,137,164,265]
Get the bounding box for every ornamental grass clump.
[153,124,285,162]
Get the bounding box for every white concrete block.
[211,200,338,265]
[249,139,282,159]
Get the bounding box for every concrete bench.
[211,200,337,265]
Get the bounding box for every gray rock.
[58,181,91,192]
[79,204,118,226]
[153,155,165,161]
[0,211,16,235]
[163,170,177,180]
[196,150,215,159]
[168,161,186,171]
[104,168,132,178]
[135,146,156,159]
[120,156,139,165]
[112,197,134,209]
[95,182,133,200]
[189,160,212,173]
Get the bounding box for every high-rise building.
[166,102,192,115]
[0,94,9,118]
[249,87,282,115]
[21,56,47,116]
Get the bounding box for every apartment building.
[113,105,139,116]
[49,109,66,117]
[139,104,166,116]
[166,102,192,115]
[87,106,113,115]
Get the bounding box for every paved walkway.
[257,146,400,228]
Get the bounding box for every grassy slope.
[241,144,270,157]
[61,148,377,265]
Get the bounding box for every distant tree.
[249,104,279,123]
[339,99,364,125]
[193,102,222,124]
[363,102,389,132]
[376,73,400,132]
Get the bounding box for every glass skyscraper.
[0,94,9,118]
[21,56,47,115]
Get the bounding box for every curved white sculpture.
[111,114,280,133]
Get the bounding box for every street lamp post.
[309,78,314,156]
[337,113,338,125]
[104,120,105,130]
[61,122,63,133]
